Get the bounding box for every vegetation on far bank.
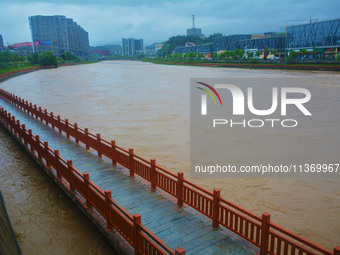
[0,51,97,75]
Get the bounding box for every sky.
[0,0,339,46]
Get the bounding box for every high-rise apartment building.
[29,15,89,56]
[0,34,3,47]
[122,38,144,55]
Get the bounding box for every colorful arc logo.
[196,82,222,115]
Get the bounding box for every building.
[0,34,3,47]
[212,34,252,52]
[238,36,286,51]
[174,17,340,60]
[122,38,144,56]
[175,43,213,54]
[29,15,89,56]
[145,43,163,56]
[187,15,204,38]
[286,18,340,59]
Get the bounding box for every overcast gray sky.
[0,0,339,46]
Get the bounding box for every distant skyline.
[0,0,339,46]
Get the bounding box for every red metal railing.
[0,105,184,255]
[0,79,339,255]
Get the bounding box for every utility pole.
[192,14,195,29]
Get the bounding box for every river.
[0,61,339,253]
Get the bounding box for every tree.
[247,51,254,59]
[61,52,80,62]
[238,49,245,59]
[27,53,39,64]
[272,49,278,56]
[290,50,297,60]
[38,51,58,67]
[255,50,261,58]
[312,45,316,60]
[301,49,308,60]
[232,49,239,59]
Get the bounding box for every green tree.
[38,51,58,67]
[232,49,239,59]
[247,51,254,59]
[10,53,20,62]
[272,49,278,56]
[210,53,217,60]
[301,49,308,60]
[255,50,261,58]
[290,50,297,60]
[27,53,39,64]
[238,49,245,59]
[61,52,80,62]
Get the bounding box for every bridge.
[0,69,339,255]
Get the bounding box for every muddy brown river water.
[0,61,339,253]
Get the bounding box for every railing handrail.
[269,222,333,255]
[0,74,338,255]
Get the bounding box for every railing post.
[151,159,156,190]
[105,190,113,230]
[44,109,48,125]
[74,123,79,143]
[111,140,117,166]
[29,102,33,116]
[68,160,75,193]
[51,112,54,129]
[57,115,62,134]
[133,214,142,255]
[129,149,135,176]
[97,133,102,158]
[44,141,51,169]
[212,189,220,228]
[38,106,42,121]
[36,135,42,160]
[65,119,70,138]
[175,247,186,255]
[177,172,184,206]
[16,120,21,140]
[334,247,340,255]
[260,212,271,255]
[11,115,15,134]
[54,150,61,178]
[22,124,27,146]
[85,128,90,150]
[34,104,38,119]
[28,129,33,152]
[84,173,91,208]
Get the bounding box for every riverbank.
[0,61,98,82]
[146,60,340,71]
[0,66,54,83]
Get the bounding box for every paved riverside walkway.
[0,98,258,255]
